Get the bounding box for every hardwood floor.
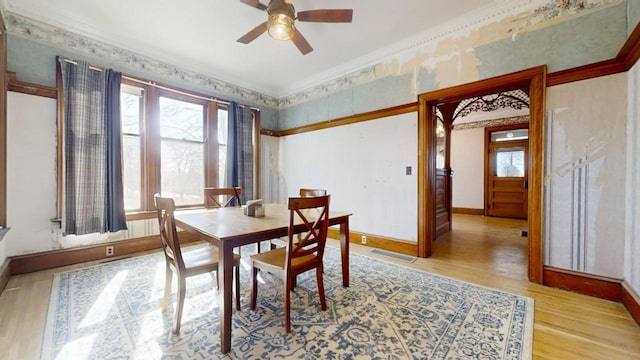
[432,214,529,280]
[0,214,639,359]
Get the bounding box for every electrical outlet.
[361,235,367,244]
[106,246,114,256]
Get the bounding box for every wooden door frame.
[417,66,546,284]
[484,123,529,218]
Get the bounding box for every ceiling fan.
[237,0,353,55]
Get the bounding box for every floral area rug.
[42,245,533,359]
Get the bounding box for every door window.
[494,147,525,177]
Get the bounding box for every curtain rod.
[61,58,259,111]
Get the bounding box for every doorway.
[417,66,546,284]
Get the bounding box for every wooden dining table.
[173,203,352,354]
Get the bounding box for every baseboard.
[328,228,417,256]
[452,207,484,215]
[622,282,640,327]
[543,266,622,302]
[9,232,202,275]
[0,257,10,293]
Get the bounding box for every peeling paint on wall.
[280,1,624,112]
[279,1,627,129]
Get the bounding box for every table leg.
[340,218,350,287]
[219,243,233,354]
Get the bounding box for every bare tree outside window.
[120,85,142,210]
[218,108,228,187]
[117,79,256,212]
[159,96,204,206]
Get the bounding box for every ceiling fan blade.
[237,21,268,44]
[297,9,353,23]
[292,28,313,55]
[240,0,268,11]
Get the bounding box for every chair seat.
[183,246,241,273]
[250,246,318,273]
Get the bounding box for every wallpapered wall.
[545,74,627,278]
[278,113,418,242]
[277,1,629,130]
[1,1,639,285]
[626,61,640,296]
[3,1,633,132]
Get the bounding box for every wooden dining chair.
[154,194,241,334]
[204,187,242,208]
[250,195,330,332]
[270,188,328,250]
[204,187,254,255]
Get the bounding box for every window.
[217,108,228,187]
[159,96,205,206]
[494,148,525,177]
[121,84,143,210]
[119,78,258,212]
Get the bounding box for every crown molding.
[278,0,621,108]
[277,0,549,104]
[3,0,622,110]
[3,12,281,109]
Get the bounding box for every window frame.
[56,70,260,219]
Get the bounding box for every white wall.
[545,74,627,278]
[278,112,418,242]
[451,127,485,209]
[6,92,58,254]
[5,92,160,257]
[625,61,640,295]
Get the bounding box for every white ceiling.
[4,0,509,98]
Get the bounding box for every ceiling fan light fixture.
[267,13,294,41]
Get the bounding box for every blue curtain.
[105,70,127,231]
[60,58,127,235]
[226,101,254,204]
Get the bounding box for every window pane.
[122,135,141,210]
[121,92,140,134]
[159,97,203,141]
[491,129,528,142]
[218,109,228,145]
[495,148,525,177]
[219,144,227,187]
[161,140,204,206]
[218,109,229,186]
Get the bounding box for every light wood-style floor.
[0,214,639,359]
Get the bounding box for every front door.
[486,127,528,219]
